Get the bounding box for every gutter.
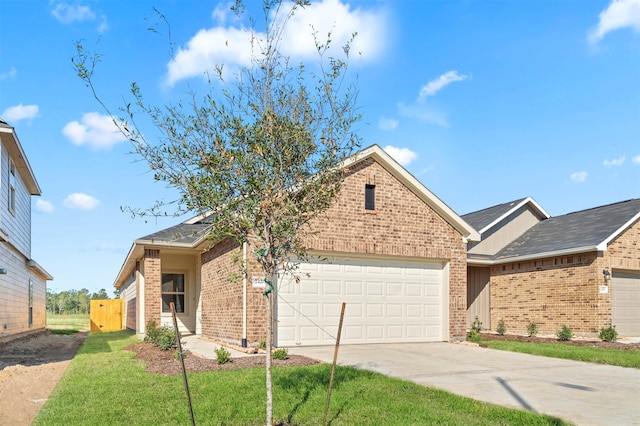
[467,245,602,266]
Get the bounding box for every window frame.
[8,159,16,214]
[161,272,187,314]
[365,184,376,211]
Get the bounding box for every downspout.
[242,242,248,347]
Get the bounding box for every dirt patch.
[479,332,640,349]
[0,330,87,426]
[125,341,320,375]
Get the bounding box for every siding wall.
[121,270,137,331]
[0,139,46,342]
[0,244,46,341]
[468,206,541,256]
[0,143,32,258]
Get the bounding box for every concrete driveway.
[288,342,640,426]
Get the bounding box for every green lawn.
[47,313,90,333]
[34,331,569,425]
[481,339,640,369]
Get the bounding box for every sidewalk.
[181,334,255,359]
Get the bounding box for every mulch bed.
[125,342,320,375]
[478,332,640,350]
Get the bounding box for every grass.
[33,331,569,426]
[481,339,640,369]
[46,313,90,333]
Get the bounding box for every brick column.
[143,249,162,329]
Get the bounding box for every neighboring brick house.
[0,119,53,343]
[464,197,640,337]
[114,145,480,347]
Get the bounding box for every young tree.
[74,1,360,423]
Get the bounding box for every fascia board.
[345,145,481,242]
[27,259,53,280]
[596,212,640,251]
[468,245,600,265]
[0,126,41,195]
[478,196,550,235]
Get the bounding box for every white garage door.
[276,257,446,346]
[612,271,640,336]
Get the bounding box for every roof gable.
[345,145,480,242]
[462,197,549,235]
[0,119,41,195]
[495,198,640,260]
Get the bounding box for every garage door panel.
[612,272,640,336]
[277,257,445,346]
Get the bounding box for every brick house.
[0,119,53,343]
[464,197,640,337]
[114,145,480,347]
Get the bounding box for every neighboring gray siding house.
[464,197,640,337]
[0,118,52,343]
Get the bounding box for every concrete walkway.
[287,342,640,426]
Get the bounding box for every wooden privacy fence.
[90,299,124,332]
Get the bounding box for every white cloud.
[62,112,127,149]
[51,2,96,24]
[603,155,626,167]
[383,145,417,166]
[589,0,640,44]
[0,67,17,80]
[570,171,588,184]
[98,14,109,33]
[165,0,388,86]
[1,104,39,122]
[632,155,640,165]
[418,71,469,102]
[64,193,100,210]
[35,199,54,213]
[397,102,448,127]
[378,117,398,131]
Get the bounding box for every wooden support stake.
[171,302,196,426]
[324,302,346,426]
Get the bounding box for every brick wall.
[305,158,468,339]
[490,253,605,335]
[143,249,161,328]
[200,157,468,343]
[489,220,640,336]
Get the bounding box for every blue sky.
[1,0,639,295]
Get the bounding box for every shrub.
[156,326,177,351]
[496,319,506,336]
[215,346,232,364]
[468,329,481,343]
[144,321,160,345]
[599,325,618,342]
[526,321,538,337]
[144,321,177,351]
[556,324,573,341]
[471,317,483,333]
[272,348,289,360]
[259,338,267,350]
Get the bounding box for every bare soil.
[0,330,87,426]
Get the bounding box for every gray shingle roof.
[137,220,211,245]
[462,198,528,232]
[495,198,640,260]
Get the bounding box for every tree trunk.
[265,275,274,425]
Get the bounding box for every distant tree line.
[46,288,112,314]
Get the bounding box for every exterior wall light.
[602,269,611,281]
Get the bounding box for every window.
[8,160,16,213]
[161,273,185,313]
[28,279,33,327]
[365,184,375,210]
